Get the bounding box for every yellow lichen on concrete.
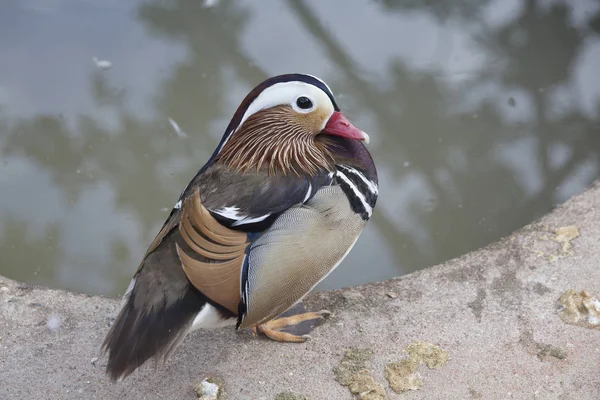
[347,370,387,400]
[530,225,580,262]
[385,342,448,394]
[333,349,373,386]
[274,391,309,400]
[406,341,449,369]
[334,349,386,399]
[558,290,600,330]
[385,359,422,393]
[554,226,579,252]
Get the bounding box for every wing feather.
[189,195,247,245]
[180,216,247,255]
[177,189,249,314]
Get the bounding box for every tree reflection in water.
[0,0,598,295]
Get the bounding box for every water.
[1,0,599,296]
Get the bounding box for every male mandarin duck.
[101,73,378,381]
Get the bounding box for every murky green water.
[1,0,599,296]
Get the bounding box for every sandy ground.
[1,182,599,400]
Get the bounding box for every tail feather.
[101,283,206,381]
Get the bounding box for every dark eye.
[296,96,313,110]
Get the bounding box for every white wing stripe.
[212,206,243,220]
[212,206,272,226]
[302,183,312,203]
[232,213,272,226]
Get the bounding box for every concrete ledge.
[2,183,600,399]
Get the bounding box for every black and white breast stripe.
[335,165,378,220]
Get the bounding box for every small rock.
[47,314,62,332]
[0,286,9,292]
[386,292,397,299]
[508,97,516,107]
[195,377,225,400]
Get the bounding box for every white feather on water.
[202,0,219,8]
[168,117,188,138]
[92,57,112,70]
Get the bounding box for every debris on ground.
[47,314,62,332]
[520,329,567,361]
[558,290,600,330]
[195,377,225,400]
[536,343,567,360]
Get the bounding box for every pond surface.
[1,0,599,296]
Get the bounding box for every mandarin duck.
[101,73,378,381]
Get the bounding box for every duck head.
[212,74,370,176]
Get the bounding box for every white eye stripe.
[240,82,330,126]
